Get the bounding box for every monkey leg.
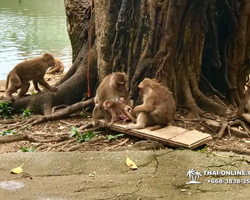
[33,81,41,92]
[37,78,57,92]
[92,104,110,126]
[17,81,30,98]
[5,74,22,100]
[126,112,150,130]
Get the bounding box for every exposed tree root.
[214,119,250,139]
[213,145,250,155]
[200,75,225,100]
[2,99,94,130]
[0,119,22,124]
[0,132,37,144]
[0,131,70,144]
[214,121,228,139]
[228,119,250,134]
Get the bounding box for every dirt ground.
[0,73,250,155]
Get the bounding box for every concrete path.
[0,149,250,200]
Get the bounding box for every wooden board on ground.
[100,121,212,149]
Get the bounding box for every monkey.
[5,53,57,100]
[46,58,65,74]
[92,72,129,126]
[103,100,136,127]
[126,78,176,131]
[235,84,250,123]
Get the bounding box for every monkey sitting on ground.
[126,78,176,130]
[103,100,136,127]
[235,84,250,123]
[46,58,65,74]
[5,53,57,100]
[92,72,129,126]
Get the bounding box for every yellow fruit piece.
[126,157,137,170]
[10,164,24,174]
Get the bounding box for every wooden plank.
[169,130,212,149]
[100,121,212,149]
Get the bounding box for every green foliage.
[197,146,208,153]
[106,134,124,140]
[31,91,37,95]
[0,129,17,136]
[81,108,90,118]
[0,101,14,119]
[70,126,79,137]
[22,109,35,119]
[70,126,97,143]
[18,146,36,152]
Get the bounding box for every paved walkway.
[0,149,250,200]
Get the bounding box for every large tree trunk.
[7,0,250,118]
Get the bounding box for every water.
[0,0,72,80]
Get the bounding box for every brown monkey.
[103,100,136,127]
[235,85,250,123]
[126,78,176,130]
[92,72,129,125]
[47,58,65,74]
[5,53,57,100]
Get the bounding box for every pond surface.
[0,0,72,80]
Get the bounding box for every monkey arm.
[134,101,155,113]
[47,67,58,74]
[37,78,57,92]
[120,106,136,122]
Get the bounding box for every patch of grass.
[106,134,124,140]
[22,109,35,119]
[0,101,14,119]
[0,129,17,136]
[18,146,36,152]
[70,126,97,143]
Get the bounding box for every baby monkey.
[103,99,136,127]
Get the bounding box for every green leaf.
[0,101,14,119]
[18,146,36,152]
[22,109,35,119]
[70,126,79,137]
[106,134,124,140]
[0,129,17,136]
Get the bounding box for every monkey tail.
[5,74,10,90]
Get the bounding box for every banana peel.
[126,157,137,170]
[10,163,24,174]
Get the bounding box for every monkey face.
[47,58,55,67]
[43,53,55,66]
[116,82,125,92]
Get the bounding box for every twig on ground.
[105,138,129,150]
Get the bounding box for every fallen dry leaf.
[10,164,24,174]
[125,157,137,170]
